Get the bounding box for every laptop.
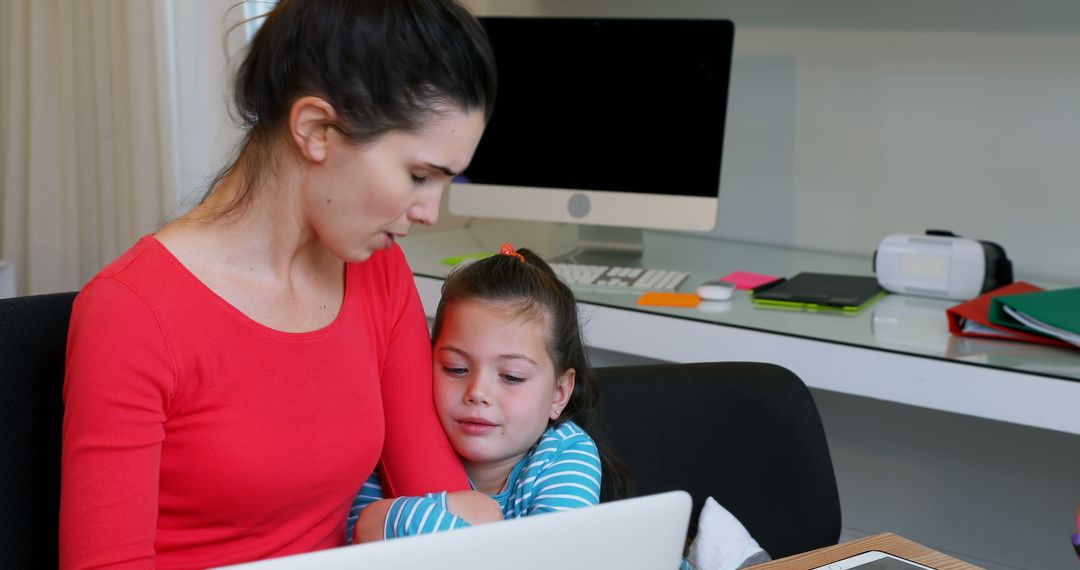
[214,491,692,570]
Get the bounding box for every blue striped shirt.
[347,421,601,541]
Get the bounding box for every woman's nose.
[408,186,443,227]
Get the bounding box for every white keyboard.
[549,263,690,292]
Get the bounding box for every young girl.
[347,243,630,541]
[344,244,769,570]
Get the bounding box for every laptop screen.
[213,491,692,570]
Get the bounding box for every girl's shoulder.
[545,419,592,439]
[536,420,598,455]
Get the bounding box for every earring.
[553,408,561,417]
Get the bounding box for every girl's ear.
[289,95,338,163]
[551,368,576,420]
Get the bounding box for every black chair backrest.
[595,361,841,559]
[0,292,77,569]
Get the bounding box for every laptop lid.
[214,491,692,570]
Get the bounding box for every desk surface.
[747,532,981,570]
[399,220,1080,434]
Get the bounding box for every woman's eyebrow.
[422,162,458,176]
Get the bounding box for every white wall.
[461,3,1080,568]
[168,0,248,215]
[464,0,1080,285]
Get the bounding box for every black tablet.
[752,272,885,312]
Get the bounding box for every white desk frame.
[415,276,1079,435]
[402,217,1080,437]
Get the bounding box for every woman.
[59,0,496,567]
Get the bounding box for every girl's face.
[305,107,485,263]
[433,298,575,487]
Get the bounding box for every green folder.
[988,287,1080,344]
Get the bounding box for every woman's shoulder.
[91,235,162,279]
[78,236,175,301]
[76,235,215,320]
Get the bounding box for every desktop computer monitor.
[450,17,734,264]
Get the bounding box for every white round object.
[697,280,735,301]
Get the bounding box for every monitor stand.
[549,225,644,267]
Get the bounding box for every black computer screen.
[465,17,734,198]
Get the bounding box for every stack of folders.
[946,281,1080,349]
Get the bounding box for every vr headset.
[873,230,1013,301]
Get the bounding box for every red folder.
[946,282,1073,347]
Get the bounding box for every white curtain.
[0,0,246,296]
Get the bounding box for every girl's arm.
[379,491,501,539]
[60,279,174,569]
[349,472,501,543]
[346,473,386,543]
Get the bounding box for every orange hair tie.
[499,242,525,262]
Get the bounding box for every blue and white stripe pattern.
[383,490,462,538]
[346,420,601,541]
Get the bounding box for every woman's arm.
[375,248,470,496]
[60,279,174,569]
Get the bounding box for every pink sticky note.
[720,271,782,290]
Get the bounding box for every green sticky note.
[440,252,493,266]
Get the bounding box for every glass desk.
[399,220,1080,435]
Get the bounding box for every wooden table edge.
[744,532,983,570]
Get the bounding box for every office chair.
[595,361,841,559]
[0,292,77,569]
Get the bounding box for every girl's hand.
[445,490,503,525]
[354,499,395,543]
[353,491,503,544]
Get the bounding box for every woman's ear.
[551,368,576,420]
[289,96,338,163]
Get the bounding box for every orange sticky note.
[636,292,701,308]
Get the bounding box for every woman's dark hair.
[204,0,497,214]
[431,248,632,501]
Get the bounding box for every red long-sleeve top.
[60,236,469,569]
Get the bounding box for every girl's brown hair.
[432,248,631,501]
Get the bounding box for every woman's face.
[433,298,575,484]
[307,108,485,263]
